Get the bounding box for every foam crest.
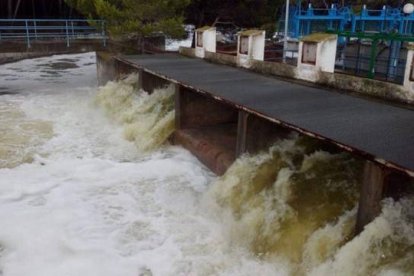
[310,197,414,276]
[208,136,362,271]
[0,99,53,168]
[95,75,175,151]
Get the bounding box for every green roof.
[196,26,213,32]
[239,29,264,36]
[300,33,337,43]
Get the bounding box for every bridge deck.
[121,54,414,175]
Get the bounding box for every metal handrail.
[0,19,107,48]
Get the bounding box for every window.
[410,58,414,81]
[196,31,203,47]
[239,35,249,55]
[302,42,317,65]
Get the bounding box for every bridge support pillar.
[236,111,249,157]
[96,52,117,86]
[173,86,238,175]
[141,71,170,94]
[355,161,412,234]
[236,111,290,157]
[356,161,387,234]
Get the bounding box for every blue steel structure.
[284,4,414,39]
[0,19,107,48]
[277,3,414,83]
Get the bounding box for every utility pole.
[13,0,22,19]
[283,0,290,63]
[7,0,13,18]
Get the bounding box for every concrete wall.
[318,39,337,73]
[96,51,142,86]
[96,51,118,86]
[179,47,196,58]
[403,49,414,98]
[205,51,237,66]
[180,46,414,105]
[0,52,64,65]
[0,40,107,54]
[174,85,238,175]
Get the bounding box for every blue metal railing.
[0,19,107,48]
[280,4,414,40]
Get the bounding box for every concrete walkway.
[122,54,414,175]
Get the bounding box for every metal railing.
[264,47,298,65]
[335,44,407,84]
[0,19,107,48]
[330,31,414,84]
[279,4,414,40]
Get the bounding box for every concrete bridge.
[97,51,414,236]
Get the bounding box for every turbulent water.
[0,53,413,276]
[95,74,175,152]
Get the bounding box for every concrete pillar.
[137,68,143,90]
[403,43,414,97]
[237,30,265,68]
[114,59,139,80]
[96,51,117,85]
[297,33,338,82]
[355,161,413,234]
[236,111,249,157]
[141,71,170,94]
[172,86,238,175]
[355,161,387,234]
[195,26,216,58]
[174,86,238,129]
[236,111,291,157]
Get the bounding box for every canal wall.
[0,36,165,66]
[0,52,58,65]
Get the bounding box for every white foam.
[1,52,413,276]
[0,53,289,276]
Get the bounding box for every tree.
[185,0,284,38]
[65,0,189,40]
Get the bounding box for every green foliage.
[65,0,97,17]
[65,0,189,38]
[185,0,285,27]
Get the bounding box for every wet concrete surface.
[172,124,237,175]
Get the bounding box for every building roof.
[238,29,264,36]
[196,26,214,32]
[300,33,337,43]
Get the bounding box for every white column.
[237,30,265,68]
[403,45,414,97]
[297,33,338,82]
[195,27,216,58]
